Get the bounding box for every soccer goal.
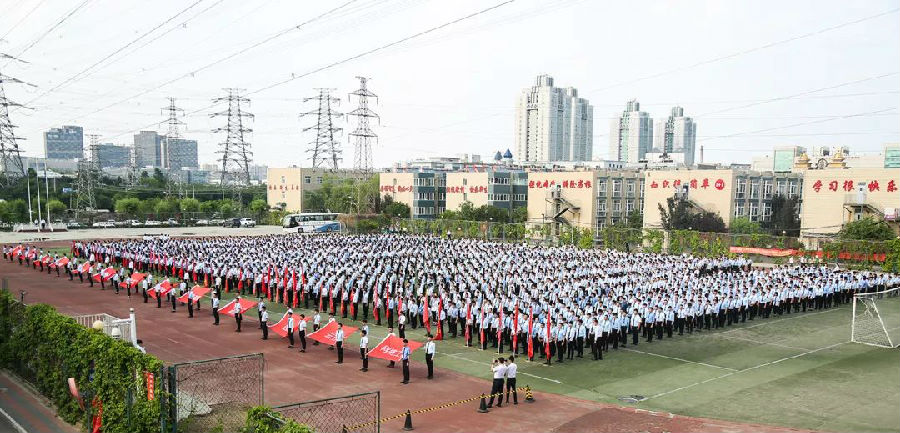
[851,288,900,348]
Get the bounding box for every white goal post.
[851,288,900,348]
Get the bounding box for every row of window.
[415,192,446,201]
[597,179,643,197]
[413,177,446,187]
[413,206,446,216]
[598,200,641,214]
[735,179,800,199]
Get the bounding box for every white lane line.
[718,308,841,335]
[714,334,808,351]
[439,352,562,384]
[646,340,848,400]
[0,407,28,433]
[622,347,738,372]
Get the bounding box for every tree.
[180,198,201,214]
[154,199,178,216]
[200,200,219,215]
[659,197,726,233]
[730,217,764,234]
[249,199,269,220]
[624,209,643,230]
[46,200,67,216]
[219,200,236,218]
[382,200,410,218]
[765,194,800,237]
[838,217,896,241]
[115,198,142,218]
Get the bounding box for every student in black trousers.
[401,339,411,384]
[359,330,369,372]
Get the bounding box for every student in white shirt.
[297,314,308,352]
[335,323,345,364]
[232,296,243,332]
[260,306,269,340]
[211,293,220,325]
[359,330,369,372]
[424,335,436,379]
[505,356,518,405]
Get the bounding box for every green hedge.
[243,406,313,433]
[0,289,165,432]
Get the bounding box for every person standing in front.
[233,296,243,332]
[335,323,345,364]
[297,314,308,352]
[505,356,518,405]
[401,339,411,384]
[424,334,436,379]
[260,306,269,340]
[211,292,220,325]
[359,330,369,372]
[286,310,295,348]
[487,358,507,408]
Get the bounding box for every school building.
[266,167,369,212]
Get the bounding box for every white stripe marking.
[622,348,738,372]
[439,352,562,383]
[0,407,28,433]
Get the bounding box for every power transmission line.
[161,97,185,197]
[301,88,343,169]
[8,0,94,60]
[211,88,253,188]
[347,76,379,171]
[0,0,51,41]
[0,52,33,182]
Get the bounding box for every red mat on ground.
[177,286,210,304]
[367,334,423,361]
[219,298,258,317]
[307,321,358,346]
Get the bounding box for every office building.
[609,100,653,164]
[96,144,131,168]
[514,75,593,162]
[43,125,84,160]
[133,131,198,169]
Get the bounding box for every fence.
[167,353,265,433]
[274,391,380,433]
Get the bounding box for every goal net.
[851,288,900,348]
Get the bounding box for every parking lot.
[0,225,283,243]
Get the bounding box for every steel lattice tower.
[211,88,254,187]
[0,53,33,183]
[301,88,343,169]
[347,77,379,172]
[75,134,101,210]
[161,97,185,197]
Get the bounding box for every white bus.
[282,212,341,233]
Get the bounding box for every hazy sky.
[1,0,898,168]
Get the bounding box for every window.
[316,177,323,184]
[304,176,311,184]
[749,202,759,221]
[463,178,468,186]
[749,181,759,199]
[514,194,526,201]
[763,202,772,220]
[489,177,509,185]
[735,181,746,199]
[776,180,786,195]
[488,193,510,201]
[613,201,621,212]
[734,203,745,217]
[612,180,622,197]
[626,200,634,212]
[599,202,607,212]
[281,176,286,183]
[598,181,607,195]
[416,192,435,200]
[763,180,773,198]
[626,182,635,195]
[462,193,467,202]
[789,182,798,197]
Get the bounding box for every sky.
[1,0,898,169]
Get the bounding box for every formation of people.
[4,234,899,372]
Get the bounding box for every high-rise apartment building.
[609,100,653,163]
[652,106,697,166]
[43,125,84,160]
[515,75,593,163]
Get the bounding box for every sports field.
[40,245,900,432]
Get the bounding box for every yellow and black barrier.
[346,386,533,431]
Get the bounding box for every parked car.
[209,218,224,226]
[165,218,179,226]
[124,219,141,227]
[195,219,210,226]
[239,218,256,228]
[144,220,161,227]
[67,221,82,229]
[223,218,240,228]
[92,220,115,228]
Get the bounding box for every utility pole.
[347,77,379,172]
[211,88,254,205]
[301,88,342,170]
[0,52,34,184]
[161,97,185,197]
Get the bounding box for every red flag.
[434,296,443,341]
[464,303,472,344]
[340,289,346,316]
[93,267,116,282]
[237,269,244,291]
[204,273,209,288]
[513,305,519,352]
[545,312,552,361]
[51,257,70,268]
[367,334,424,362]
[527,307,534,360]
[479,306,485,347]
[423,297,431,335]
[291,270,298,309]
[374,299,380,322]
[129,272,147,288]
[319,285,325,311]
[497,308,504,349]
[307,321,358,345]
[349,290,356,317]
[329,287,335,313]
[281,268,288,293]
